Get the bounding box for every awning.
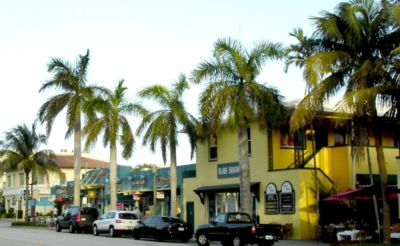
[323,185,399,201]
[194,182,260,204]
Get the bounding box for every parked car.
[132,215,193,242]
[92,210,139,237]
[195,212,282,246]
[55,206,99,233]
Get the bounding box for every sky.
[0,0,339,167]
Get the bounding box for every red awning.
[323,185,399,201]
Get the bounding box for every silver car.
[92,210,139,237]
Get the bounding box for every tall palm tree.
[192,38,285,214]
[288,1,400,243]
[83,80,143,210]
[0,123,62,221]
[38,50,103,206]
[136,74,197,216]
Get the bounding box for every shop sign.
[279,181,295,214]
[265,183,279,214]
[156,191,165,199]
[132,179,146,186]
[157,176,170,185]
[116,203,123,210]
[217,162,240,179]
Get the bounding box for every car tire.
[93,225,99,236]
[196,233,210,246]
[55,223,61,232]
[132,229,140,240]
[232,236,242,246]
[109,226,116,237]
[69,223,75,233]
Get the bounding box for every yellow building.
[183,112,399,240]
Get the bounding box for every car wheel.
[196,233,209,246]
[109,226,117,237]
[232,236,242,246]
[132,229,141,240]
[55,223,61,232]
[93,225,99,236]
[68,223,75,233]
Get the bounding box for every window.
[107,212,116,219]
[7,175,11,187]
[280,125,295,148]
[209,134,218,161]
[280,125,305,148]
[214,213,226,223]
[216,192,239,214]
[36,175,44,184]
[247,127,251,156]
[333,128,346,146]
[19,173,24,186]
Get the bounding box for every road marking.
[0,235,48,246]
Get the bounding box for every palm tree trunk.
[375,133,390,244]
[109,140,117,210]
[170,137,177,217]
[24,172,30,222]
[238,126,251,214]
[366,144,381,242]
[73,112,82,206]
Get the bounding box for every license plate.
[128,226,133,230]
[81,218,86,221]
[178,227,185,231]
[265,235,274,240]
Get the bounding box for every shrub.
[11,221,47,227]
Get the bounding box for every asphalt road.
[0,220,328,246]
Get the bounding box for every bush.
[5,212,15,218]
[0,209,6,215]
[11,221,47,227]
[17,210,23,219]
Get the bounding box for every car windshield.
[69,207,80,215]
[119,213,137,220]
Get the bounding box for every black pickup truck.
[195,212,282,246]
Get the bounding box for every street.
[0,220,327,246]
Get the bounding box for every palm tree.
[136,74,197,217]
[288,1,400,243]
[0,123,63,221]
[83,80,143,210]
[38,50,103,206]
[192,38,285,214]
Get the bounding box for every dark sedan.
[132,215,193,243]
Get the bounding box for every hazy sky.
[0,0,339,166]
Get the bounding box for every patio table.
[337,229,360,241]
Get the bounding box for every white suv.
[92,210,139,237]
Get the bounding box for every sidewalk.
[275,240,329,245]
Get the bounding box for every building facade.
[2,153,108,219]
[182,113,399,240]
